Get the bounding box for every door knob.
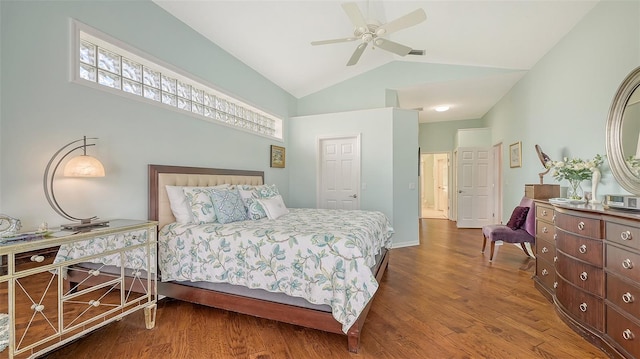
[350,194,358,198]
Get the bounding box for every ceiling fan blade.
[347,42,368,66]
[374,38,412,56]
[311,37,357,46]
[342,2,367,30]
[377,8,426,36]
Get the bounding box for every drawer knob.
[621,231,633,241]
[88,269,101,276]
[553,281,558,289]
[542,227,548,234]
[542,269,549,276]
[542,247,549,254]
[623,259,634,269]
[623,329,635,341]
[578,245,587,254]
[30,255,44,263]
[89,300,101,307]
[623,292,635,304]
[30,304,45,312]
[579,303,588,312]
[578,221,585,231]
[553,233,558,240]
[542,210,547,216]
[580,272,588,281]
[552,214,556,222]
[554,256,558,262]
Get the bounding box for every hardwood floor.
[40,219,607,359]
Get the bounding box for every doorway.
[420,152,450,219]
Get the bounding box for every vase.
[591,168,601,203]
[567,179,583,200]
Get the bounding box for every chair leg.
[482,235,487,253]
[521,242,535,258]
[490,241,496,261]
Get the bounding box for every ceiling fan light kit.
[311,2,426,66]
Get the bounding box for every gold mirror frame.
[605,66,640,195]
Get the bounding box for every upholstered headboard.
[148,165,264,229]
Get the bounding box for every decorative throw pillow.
[184,187,219,224]
[170,185,231,224]
[210,187,249,224]
[238,187,267,220]
[256,195,289,220]
[253,184,280,199]
[506,206,529,230]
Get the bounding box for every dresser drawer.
[607,220,640,251]
[556,278,604,331]
[556,251,604,296]
[555,212,602,239]
[556,231,603,267]
[536,256,556,292]
[606,305,640,358]
[536,204,555,222]
[607,244,640,283]
[536,237,555,264]
[536,219,556,242]
[607,272,640,317]
[14,246,59,273]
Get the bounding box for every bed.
[148,164,392,352]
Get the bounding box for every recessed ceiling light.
[435,106,450,112]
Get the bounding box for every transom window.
[72,20,283,139]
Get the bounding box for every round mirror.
[606,66,640,195]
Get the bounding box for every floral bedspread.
[159,208,394,333]
[53,229,154,277]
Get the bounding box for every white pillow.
[165,184,229,224]
[165,185,195,224]
[256,195,289,220]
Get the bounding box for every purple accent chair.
[481,197,536,261]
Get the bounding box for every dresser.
[0,219,157,359]
[533,201,557,301]
[534,203,640,359]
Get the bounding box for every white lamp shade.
[63,155,105,177]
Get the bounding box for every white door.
[456,147,492,228]
[318,135,360,209]
[435,156,448,214]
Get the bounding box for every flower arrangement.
[545,154,603,182]
[545,154,603,199]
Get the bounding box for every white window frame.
[69,19,283,140]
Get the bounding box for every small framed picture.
[510,141,522,168]
[270,145,285,168]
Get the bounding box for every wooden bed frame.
[148,164,390,353]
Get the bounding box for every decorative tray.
[0,230,52,242]
[548,198,586,205]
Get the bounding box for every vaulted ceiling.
[153,0,599,122]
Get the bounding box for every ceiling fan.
[311,2,427,66]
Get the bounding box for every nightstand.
[0,219,157,359]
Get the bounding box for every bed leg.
[347,329,360,353]
[144,303,157,329]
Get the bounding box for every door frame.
[419,151,451,219]
[316,134,362,209]
[492,143,503,224]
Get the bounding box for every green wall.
[0,0,296,228]
[288,108,419,247]
[484,0,640,221]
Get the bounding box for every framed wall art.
[270,145,285,168]
[510,141,522,168]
